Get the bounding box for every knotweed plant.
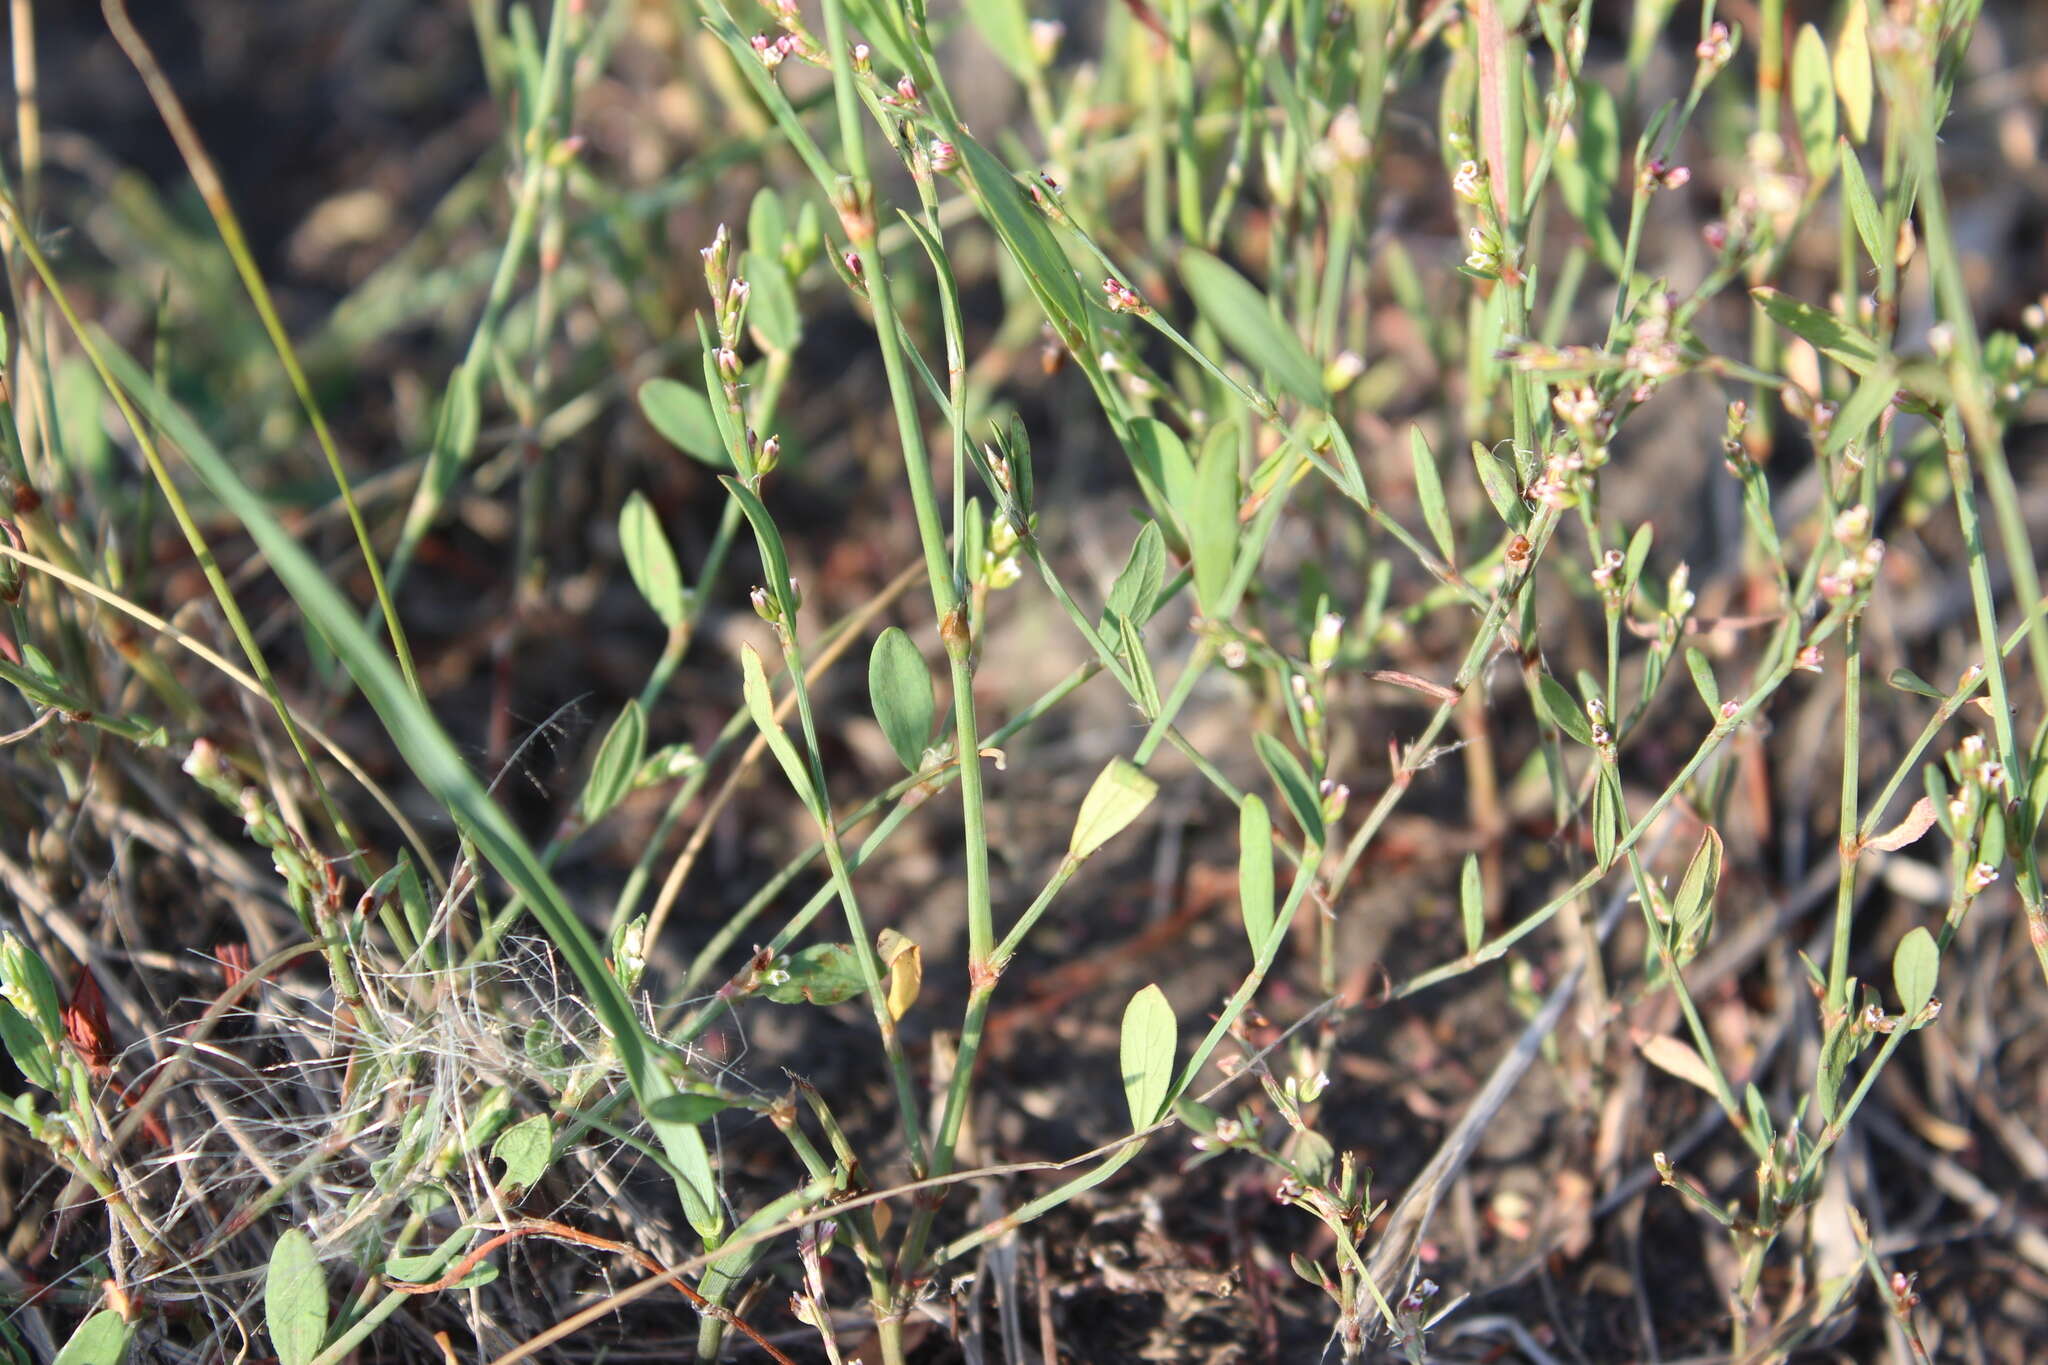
[2,0,2044,1362]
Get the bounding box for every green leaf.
[580,700,647,825]
[1238,796,1275,955]
[492,1113,552,1194]
[110,317,715,1239]
[868,628,935,773]
[1188,421,1239,617]
[385,1250,498,1289]
[1069,758,1159,862]
[1124,417,1195,531]
[1535,672,1594,746]
[1824,362,1898,457]
[1471,439,1528,530]
[1686,648,1720,717]
[1622,522,1654,595]
[1791,25,1838,186]
[1751,288,1880,375]
[963,0,1035,80]
[648,1090,740,1123]
[747,187,788,262]
[1892,926,1938,1017]
[1103,522,1166,637]
[638,378,729,468]
[1592,773,1620,869]
[1840,149,1884,269]
[1887,667,1945,700]
[52,1313,131,1365]
[1833,0,1874,144]
[742,250,801,352]
[721,476,798,619]
[1254,732,1325,846]
[265,1229,328,1365]
[1460,852,1485,957]
[0,1001,55,1091]
[1409,426,1454,564]
[1119,984,1176,1128]
[619,492,686,628]
[958,137,1086,340]
[1670,826,1723,960]
[1554,80,1624,269]
[762,943,866,1005]
[1177,248,1326,407]
[741,644,817,812]
[1119,612,1163,716]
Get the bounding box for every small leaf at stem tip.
[1670,827,1723,954]
[579,700,647,825]
[868,628,936,773]
[1535,672,1594,747]
[1120,983,1177,1128]
[1069,758,1159,862]
[619,491,686,627]
[1893,927,1938,1018]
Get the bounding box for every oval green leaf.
[1178,249,1325,408]
[1069,757,1159,862]
[619,492,686,628]
[580,700,647,825]
[1120,983,1177,1129]
[1239,796,1275,954]
[265,1228,328,1365]
[492,1113,552,1194]
[1893,926,1937,1017]
[868,627,936,773]
[638,377,730,468]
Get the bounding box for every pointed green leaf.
[1069,758,1159,862]
[1791,25,1838,185]
[1887,667,1945,700]
[762,942,867,1005]
[1554,80,1624,269]
[1189,420,1239,617]
[1623,522,1654,595]
[1178,248,1326,407]
[1460,852,1485,956]
[1752,288,1879,374]
[1593,772,1620,869]
[963,0,1035,80]
[1238,796,1275,954]
[1119,612,1163,716]
[1892,926,1937,1017]
[648,1090,740,1123]
[1409,426,1454,563]
[1671,826,1723,956]
[0,1001,55,1091]
[53,1312,131,1365]
[1686,647,1720,717]
[1254,732,1325,846]
[1125,417,1195,531]
[1471,440,1528,530]
[868,628,936,773]
[741,644,817,811]
[1119,984,1177,1128]
[721,476,798,618]
[1535,672,1594,746]
[638,378,729,468]
[492,1113,552,1194]
[1103,522,1166,636]
[1824,362,1898,457]
[619,492,686,628]
[959,137,1086,338]
[1840,148,1884,270]
[580,700,647,824]
[265,1229,327,1365]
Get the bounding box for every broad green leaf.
[963,0,1035,80]
[1686,648,1721,716]
[1254,732,1325,846]
[1125,417,1195,530]
[265,1229,327,1365]
[747,187,788,262]
[0,1001,55,1091]
[1471,439,1528,530]
[1178,248,1326,407]
[619,492,686,628]
[1887,667,1945,700]
[1409,426,1454,564]
[638,377,729,468]
[1069,758,1159,862]
[648,1091,739,1123]
[1103,522,1166,636]
[741,644,818,811]
[742,249,800,352]
[1119,984,1176,1128]
[1535,672,1594,746]
[1189,422,1239,616]
[52,1313,130,1365]
[1238,796,1275,954]
[102,345,724,1237]
[762,943,866,1005]
[1752,288,1880,374]
[579,700,646,825]
[958,137,1086,339]
[1791,25,1838,185]
[492,1113,552,1193]
[1460,852,1484,956]
[1834,1,1874,144]
[868,628,935,773]
[1893,926,1937,1017]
